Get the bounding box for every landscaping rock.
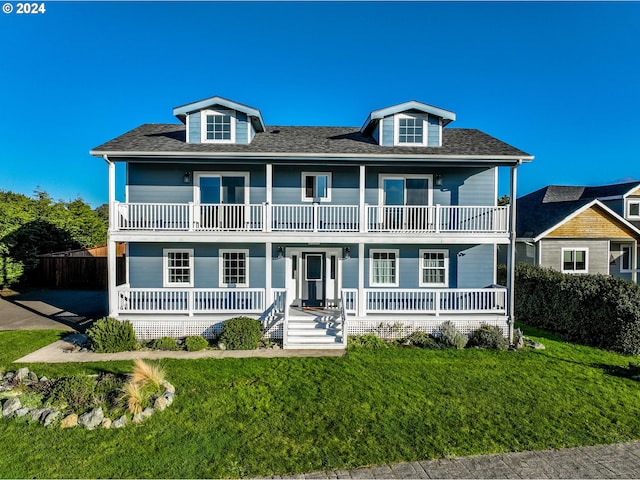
[60,413,78,429]
[29,408,48,422]
[39,376,48,383]
[162,391,174,407]
[78,407,104,430]
[14,368,29,383]
[27,371,39,384]
[160,380,175,394]
[133,408,154,424]
[154,395,169,411]
[15,407,30,417]
[2,372,14,382]
[2,397,21,417]
[112,415,127,429]
[42,409,60,427]
[101,418,112,429]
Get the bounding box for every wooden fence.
[29,256,126,289]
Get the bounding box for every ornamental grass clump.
[130,358,165,390]
[119,381,150,415]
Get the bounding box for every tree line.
[0,190,108,288]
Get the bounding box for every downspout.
[506,160,522,343]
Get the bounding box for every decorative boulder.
[15,407,30,417]
[78,407,104,430]
[42,409,60,427]
[101,418,112,429]
[29,408,48,422]
[160,380,175,394]
[162,391,174,407]
[60,413,79,429]
[2,397,21,417]
[154,395,169,412]
[14,368,30,383]
[112,415,128,429]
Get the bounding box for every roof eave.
[361,100,457,133]
[172,96,266,132]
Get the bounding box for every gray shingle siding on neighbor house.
[538,239,610,275]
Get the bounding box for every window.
[370,250,399,286]
[220,250,248,287]
[561,248,588,274]
[200,109,235,143]
[628,201,640,219]
[302,172,331,201]
[420,250,448,286]
[621,245,632,273]
[395,114,426,146]
[163,249,194,287]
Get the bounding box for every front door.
[302,253,325,307]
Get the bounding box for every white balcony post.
[265,241,272,308]
[266,163,272,233]
[358,242,365,317]
[313,202,319,232]
[188,202,195,231]
[359,165,366,233]
[188,290,194,317]
[435,204,441,234]
[507,163,520,341]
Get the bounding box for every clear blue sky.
[1,1,639,206]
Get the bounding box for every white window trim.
[163,248,194,288]
[193,171,250,205]
[419,249,449,287]
[394,113,427,146]
[369,249,400,287]
[200,108,236,144]
[627,199,640,219]
[301,172,332,202]
[561,247,589,274]
[620,245,633,273]
[219,249,249,288]
[378,174,434,206]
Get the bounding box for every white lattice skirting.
[122,315,507,341]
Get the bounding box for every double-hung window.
[163,249,194,287]
[370,250,399,286]
[419,249,448,286]
[220,250,248,287]
[302,172,331,202]
[395,114,426,146]
[201,109,235,143]
[561,248,588,274]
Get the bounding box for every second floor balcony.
[112,202,509,235]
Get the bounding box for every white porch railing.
[364,288,507,314]
[112,201,509,235]
[341,288,358,314]
[117,287,265,314]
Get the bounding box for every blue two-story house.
[91,96,533,349]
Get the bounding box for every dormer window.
[395,114,426,146]
[201,109,236,143]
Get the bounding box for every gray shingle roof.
[517,182,640,238]
[91,124,532,158]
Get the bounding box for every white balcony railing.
[112,202,509,235]
[117,287,265,315]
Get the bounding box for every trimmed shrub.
[403,331,442,349]
[87,317,137,353]
[515,263,640,355]
[438,321,468,349]
[219,317,262,350]
[467,325,509,350]
[184,335,209,352]
[151,337,180,351]
[348,333,387,349]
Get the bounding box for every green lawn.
[1,326,640,478]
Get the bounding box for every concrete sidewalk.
[14,333,345,363]
[277,441,640,479]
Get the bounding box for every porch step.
[285,317,345,349]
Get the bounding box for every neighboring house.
[90,96,533,348]
[516,184,640,282]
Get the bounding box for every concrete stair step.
[287,335,343,344]
[286,343,346,350]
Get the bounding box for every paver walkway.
[275,441,640,479]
